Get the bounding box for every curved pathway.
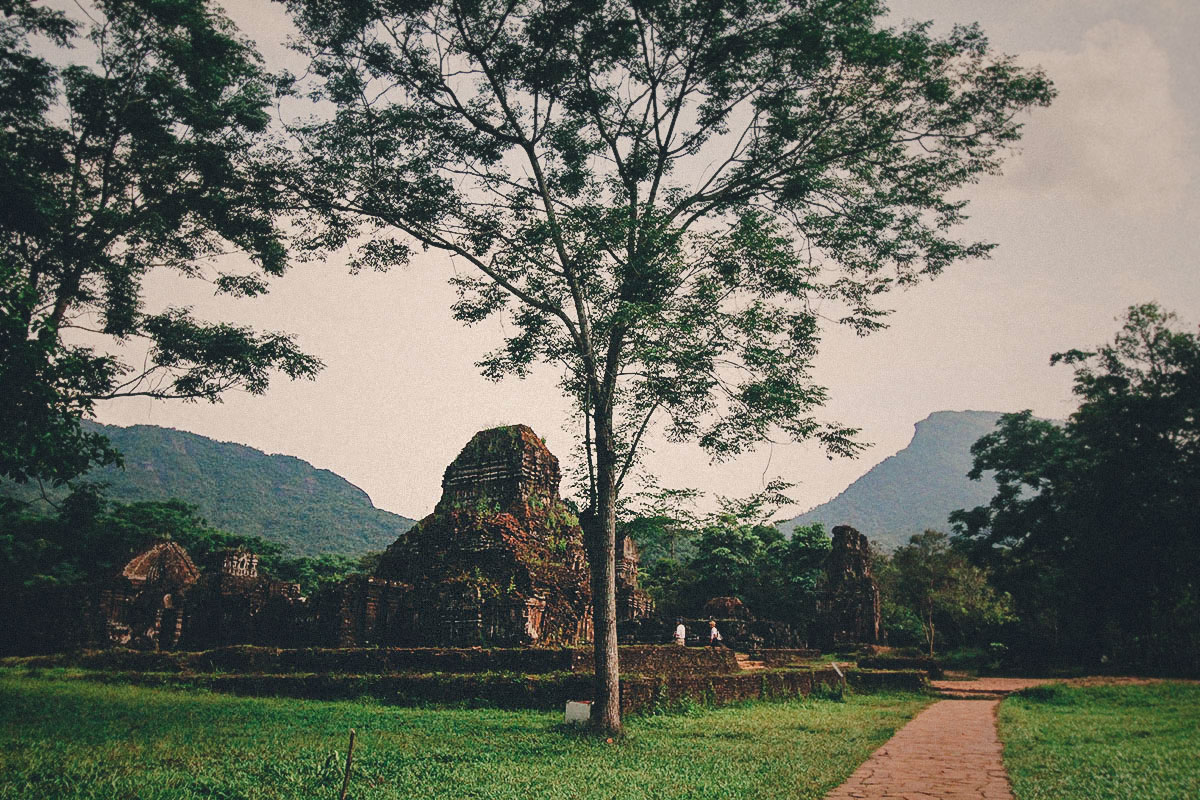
[823,678,1047,800]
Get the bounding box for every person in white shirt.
[709,620,723,647]
[674,619,686,645]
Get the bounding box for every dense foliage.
[1,422,416,557]
[626,487,830,630]
[874,530,1011,656]
[954,304,1200,672]
[0,0,319,488]
[0,493,374,595]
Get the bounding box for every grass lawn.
[0,671,929,800]
[998,682,1200,800]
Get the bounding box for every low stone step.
[934,690,1008,700]
[734,654,766,671]
[929,677,1051,700]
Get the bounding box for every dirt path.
[823,679,1047,800]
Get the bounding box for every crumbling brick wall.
[616,533,654,621]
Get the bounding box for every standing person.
[709,620,723,647]
[674,619,687,646]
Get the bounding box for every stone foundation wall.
[618,616,807,649]
[758,648,823,667]
[846,669,928,692]
[619,668,843,713]
[4,643,740,677]
[28,664,847,714]
[857,656,944,679]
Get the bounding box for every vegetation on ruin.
[998,683,1200,800]
[0,673,930,800]
[456,425,528,464]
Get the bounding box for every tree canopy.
[881,529,1010,657]
[954,303,1200,671]
[623,486,831,629]
[0,0,320,488]
[286,0,1053,477]
[284,0,1052,731]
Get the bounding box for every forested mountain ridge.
[1,423,415,557]
[782,410,1005,550]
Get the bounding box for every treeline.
[621,484,1011,658]
[625,487,831,632]
[874,530,1011,660]
[1,422,416,558]
[628,304,1199,676]
[950,303,1199,674]
[0,489,378,596]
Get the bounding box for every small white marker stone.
[565,700,592,724]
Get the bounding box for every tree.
[766,522,832,629]
[693,517,770,599]
[0,0,320,488]
[0,493,219,590]
[626,486,830,628]
[888,529,1010,657]
[954,304,1200,670]
[619,485,702,563]
[283,0,1052,732]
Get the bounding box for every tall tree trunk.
[925,604,936,659]
[585,413,621,735]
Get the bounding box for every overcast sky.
[87,0,1199,520]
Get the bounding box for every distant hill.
[2,423,416,557]
[782,410,1005,551]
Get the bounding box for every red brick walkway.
[824,679,1047,800]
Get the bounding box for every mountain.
[782,410,1004,551]
[2,423,416,557]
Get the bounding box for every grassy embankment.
[999,682,1200,800]
[0,670,928,800]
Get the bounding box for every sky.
[84,0,1200,521]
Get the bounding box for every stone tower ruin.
[360,425,596,646]
[819,525,882,646]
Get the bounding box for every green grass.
[0,673,929,800]
[999,682,1200,800]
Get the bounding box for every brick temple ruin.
[325,424,651,647]
[100,541,201,649]
[1,424,654,654]
[818,525,882,646]
[97,542,308,650]
[2,540,309,654]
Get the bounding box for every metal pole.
[338,729,356,800]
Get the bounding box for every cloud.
[1005,20,1194,214]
